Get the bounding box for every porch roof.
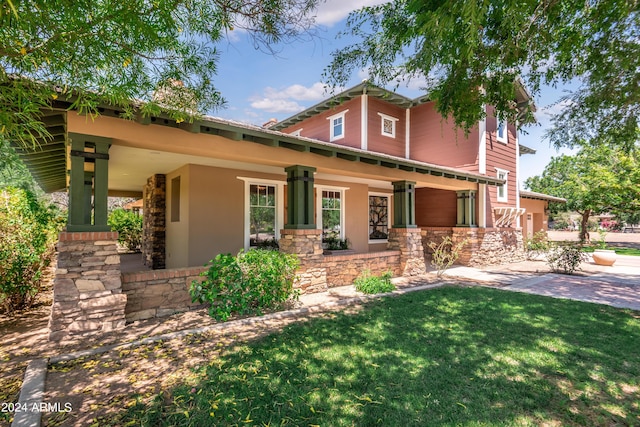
[18,102,507,193]
[520,190,566,203]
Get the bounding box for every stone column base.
[280,229,327,293]
[452,227,525,266]
[49,232,126,341]
[387,228,427,276]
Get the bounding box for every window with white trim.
[321,190,343,239]
[328,110,348,141]
[496,118,508,143]
[496,168,509,202]
[290,129,302,137]
[249,184,277,247]
[378,113,399,138]
[368,194,389,241]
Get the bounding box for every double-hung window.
[496,169,509,202]
[328,110,348,141]
[249,183,277,247]
[496,118,508,143]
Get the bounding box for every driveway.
[446,254,640,311]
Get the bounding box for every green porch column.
[284,165,316,229]
[456,190,478,227]
[392,180,416,228]
[67,133,111,232]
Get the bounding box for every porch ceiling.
[10,109,67,193]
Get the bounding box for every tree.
[525,144,640,242]
[325,0,640,151]
[1,0,318,150]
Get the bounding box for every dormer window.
[378,113,399,138]
[328,110,348,141]
[290,129,302,137]
[497,118,508,143]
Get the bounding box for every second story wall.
[485,106,518,208]
[282,98,361,150]
[409,102,480,173]
[366,97,407,158]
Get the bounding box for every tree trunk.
[579,210,591,243]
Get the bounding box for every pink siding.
[367,97,406,157]
[409,102,479,172]
[280,98,361,149]
[415,188,458,227]
[485,106,517,209]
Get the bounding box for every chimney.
[262,118,278,128]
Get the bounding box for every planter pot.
[592,249,616,266]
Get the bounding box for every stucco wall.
[520,198,548,237]
[166,165,190,269]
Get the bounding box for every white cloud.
[536,98,575,124]
[249,82,328,113]
[263,82,328,101]
[250,98,306,113]
[314,0,388,26]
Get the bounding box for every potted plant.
[591,230,616,266]
[322,233,353,255]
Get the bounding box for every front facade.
[17,81,546,338]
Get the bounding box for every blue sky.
[211,0,575,184]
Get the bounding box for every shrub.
[428,236,468,278]
[108,208,143,251]
[190,249,299,321]
[353,270,395,294]
[0,188,63,312]
[546,243,588,274]
[524,230,551,260]
[323,235,349,250]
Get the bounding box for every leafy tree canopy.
[1,0,318,149]
[525,144,640,241]
[325,0,640,151]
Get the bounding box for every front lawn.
[120,287,640,426]
[582,246,640,256]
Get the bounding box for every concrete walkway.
[442,254,640,311]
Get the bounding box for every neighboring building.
[519,190,567,238]
[16,80,559,338]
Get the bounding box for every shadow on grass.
[117,287,640,426]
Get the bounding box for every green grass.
[581,246,640,256]
[122,287,640,426]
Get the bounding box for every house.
[16,80,550,339]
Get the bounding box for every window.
[328,110,348,141]
[171,176,180,222]
[369,194,389,241]
[496,118,508,143]
[249,184,276,247]
[378,113,399,138]
[320,190,343,239]
[496,169,509,202]
[290,129,302,137]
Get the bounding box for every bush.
[0,188,63,312]
[108,208,143,251]
[353,270,395,294]
[546,243,588,274]
[190,249,299,321]
[428,236,468,278]
[524,230,551,260]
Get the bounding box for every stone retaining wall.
[323,251,401,287]
[453,227,525,266]
[49,232,126,341]
[420,227,454,262]
[121,267,206,322]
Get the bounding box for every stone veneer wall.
[279,229,328,293]
[49,232,126,341]
[387,228,427,276]
[452,227,525,266]
[121,267,207,322]
[420,227,454,262]
[118,250,404,321]
[324,251,401,287]
[143,174,166,269]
